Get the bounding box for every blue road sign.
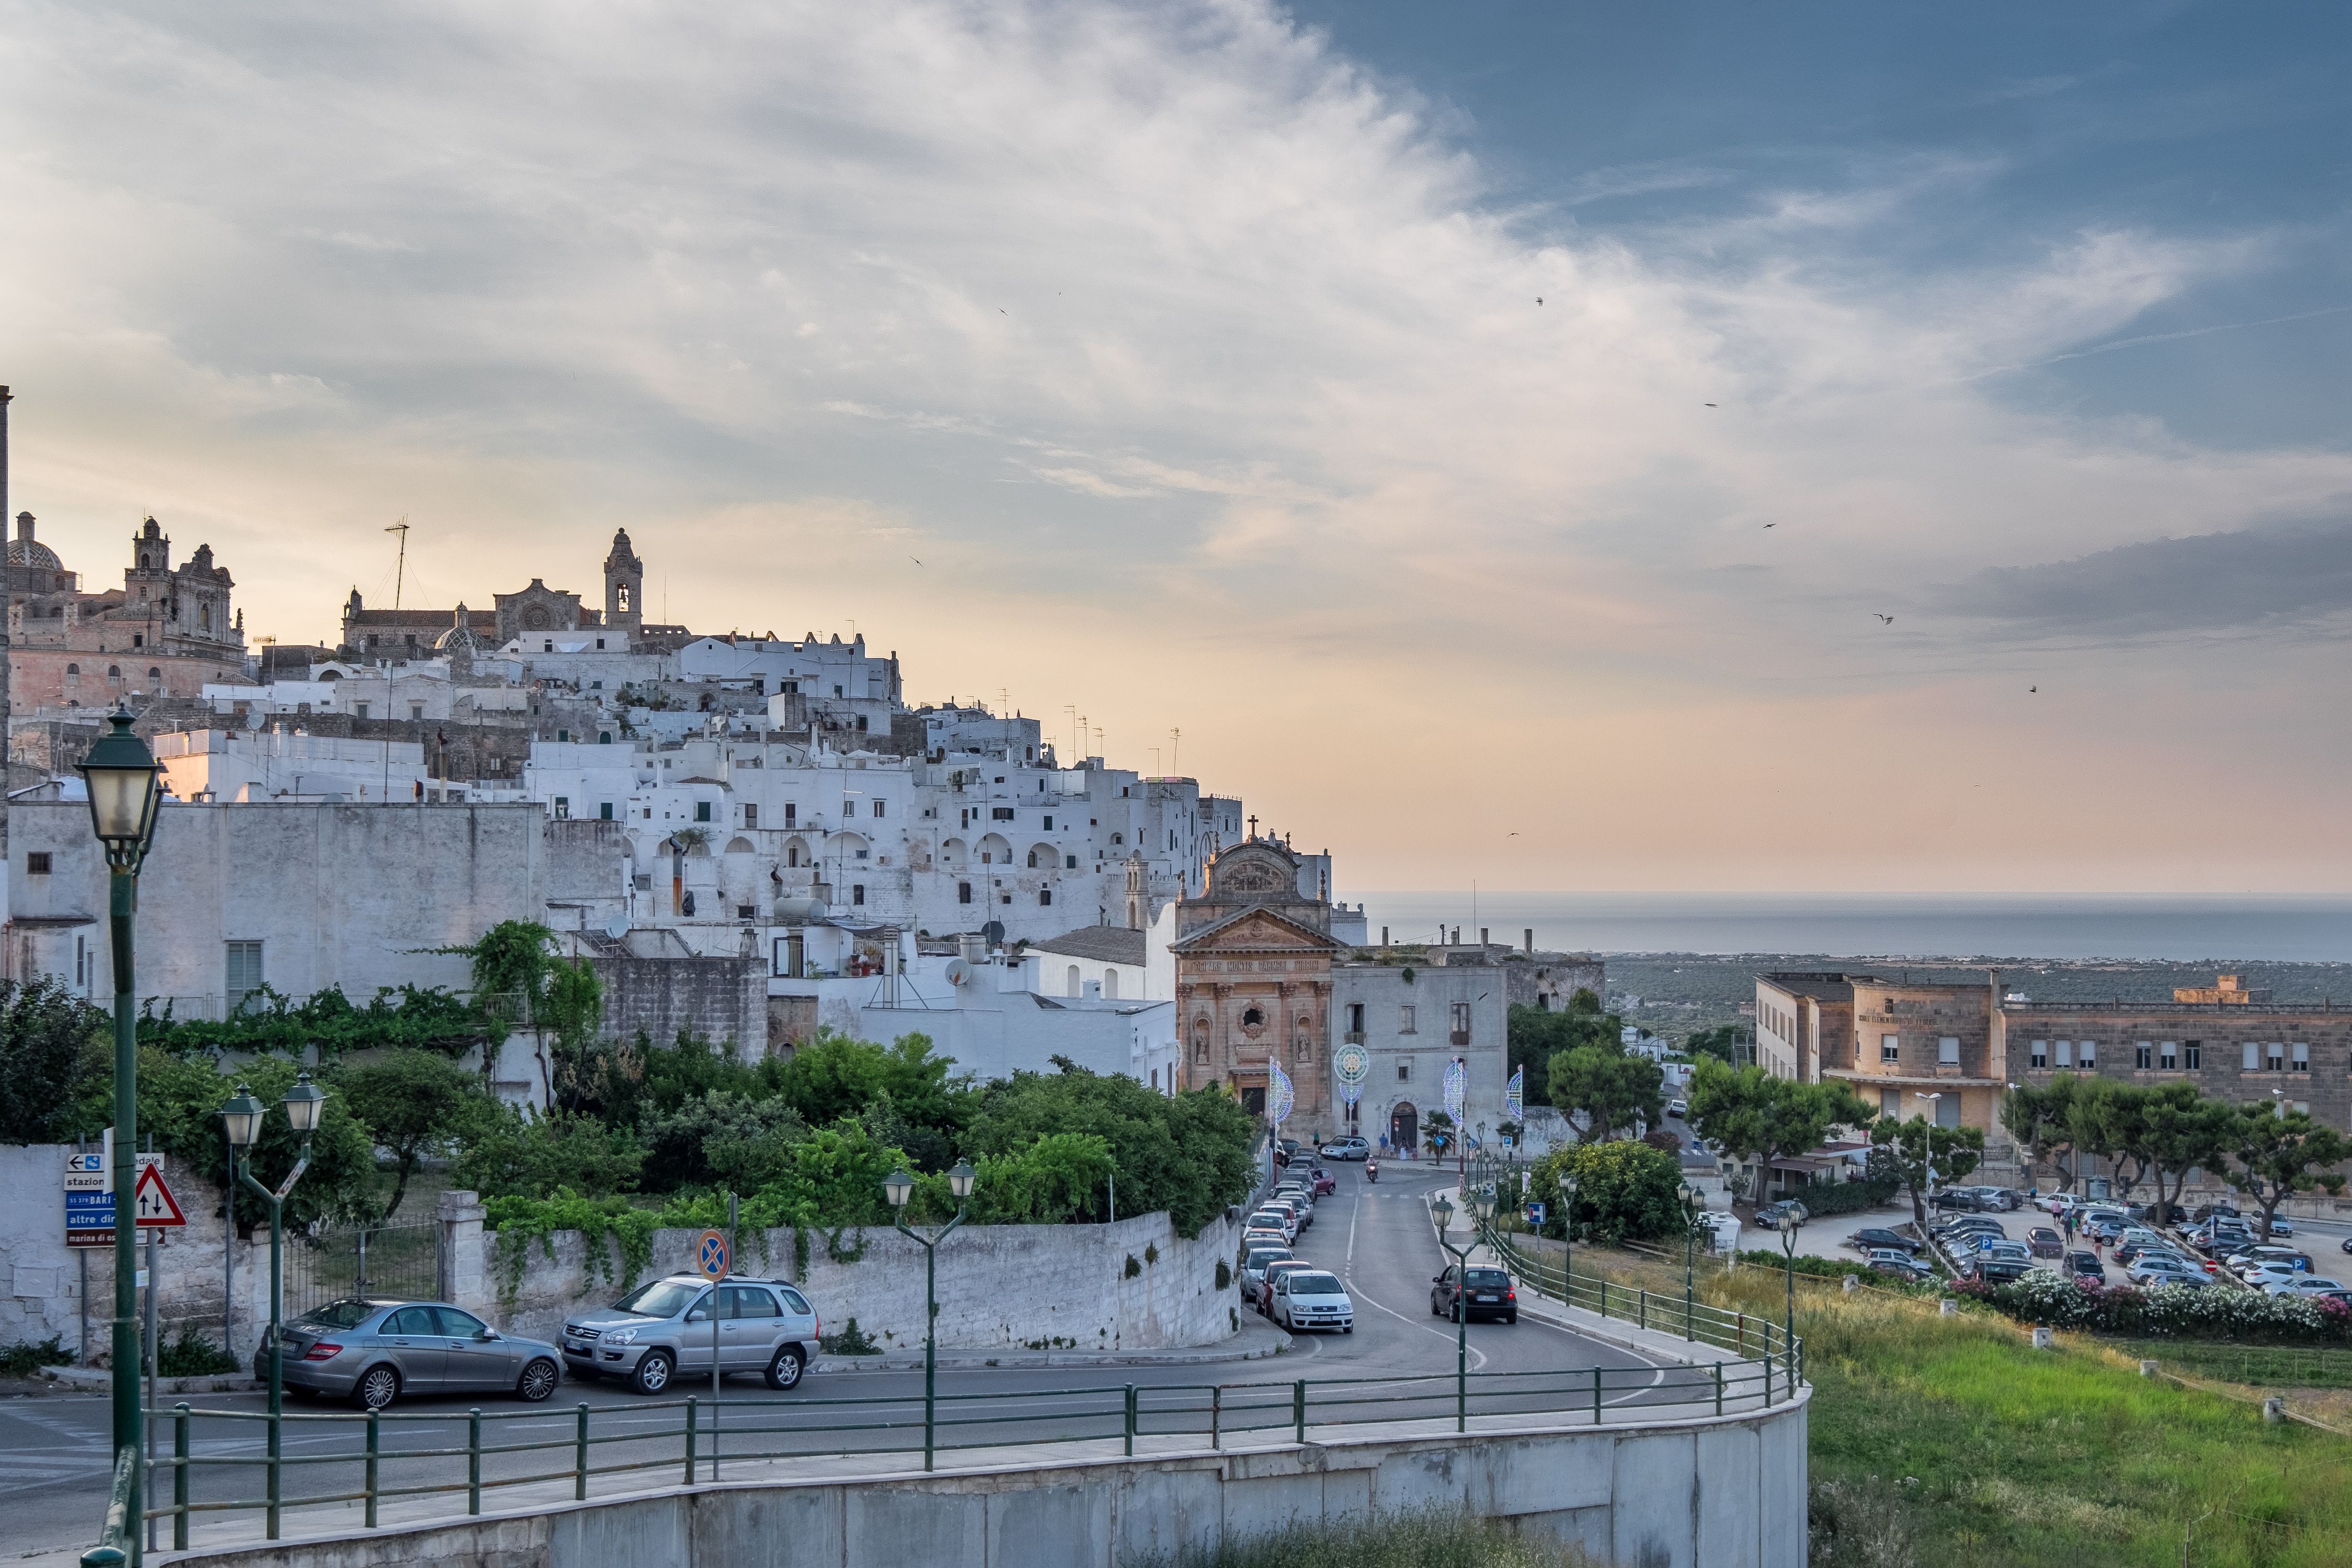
[1524,1202,1546,1227]
[696,1229,731,1281]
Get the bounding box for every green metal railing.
[80,1445,139,1567]
[139,1352,1799,1547]
[1477,1221,1806,1392]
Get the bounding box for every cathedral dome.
[7,538,61,571]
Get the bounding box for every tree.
[2224,1104,2351,1241]
[455,1106,645,1199]
[1680,1024,1749,1066]
[1423,1109,1457,1157]
[1685,1059,1873,1195]
[776,1030,968,1142]
[1547,1046,1665,1143]
[2139,1082,2237,1221]
[1506,990,1622,1107]
[2066,1078,2158,1201]
[1526,1138,1686,1245]
[1869,1115,1984,1228]
[338,1050,497,1219]
[0,979,108,1144]
[2000,1077,2083,1190]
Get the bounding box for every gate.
[285,1218,443,1316]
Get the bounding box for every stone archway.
[1388,1102,1419,1155]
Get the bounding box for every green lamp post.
[1678,1182,1707,1339]
[81,707,162,1560]
[886,1159,977,1472]
[223,1074,325,1538]
[1432,1188,1492,1433]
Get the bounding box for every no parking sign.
[696,1229,731,1282]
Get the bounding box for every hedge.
[1790,1175,1900,1217]
[1958,1270,2352,1345]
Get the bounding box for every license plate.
[1476,1294,1498,1302]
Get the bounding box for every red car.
[1311,1168,1335,1197]
[2028,1227,2064,1259]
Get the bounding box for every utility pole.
[1169,727,1180,774]
[383,518,410,608]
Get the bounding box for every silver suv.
[563,1275,820,1394]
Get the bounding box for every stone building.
[338,528,670,658]
[1168,834,1341,1124]
[5,512,250,707]
[1330,959,1508,1157]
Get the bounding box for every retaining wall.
[148,1397,1810,1568]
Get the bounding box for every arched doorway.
[1389,1102,1418,1155]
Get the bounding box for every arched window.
[1242,1006,1264,1027]
[598,731,613,744]
[1067,965,1083,998]
[1026,849,1039,868]
[1039,889,1052,906]
[107,665,121,679]
[139,554,152,570]
[65,663,78,676]
[148,667,161,679]
[617,584,631,612]
[1103,970,1118,1000]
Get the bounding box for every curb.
[41,1365,260,1396]
[811,1321,1290,1374]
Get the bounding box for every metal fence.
[284,1220,442,1319]
[139,1355,1804,1550]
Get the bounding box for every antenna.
[384,518,410,609]
[1170,727,1180,774]
[1064,705,1077,763]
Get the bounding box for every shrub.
[817,1317,880,1356]
[1215,1259,1233,1292]
[0,1336,72,1377]
[155,1324,239,1377]
[1792,1175,1901,1217]
[1958,1270,2352,1344]
[1527,1139,1686,1244]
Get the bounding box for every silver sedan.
[257,1298,563,1410]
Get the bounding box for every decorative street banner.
[1505,1067,1524,1120]
[1268,1061,1296,1125]
[1443,1056,1466,1126]
[1333,1041,1369,1107]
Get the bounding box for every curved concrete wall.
[155,1395,1809,1568]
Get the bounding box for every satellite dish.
[982,920,1005,945]
[604,913,629,942]
[944,958,970,986]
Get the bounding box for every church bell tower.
[603,528,644,640]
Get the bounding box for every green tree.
[1680,1024,1750,1066]
[2066,1078,2158,1201]
[0,979,108,1144]
[1686,1060,1871,1201]
[2000,1076,2084,1189]
[1526,1138,1686,1245]
[2224,1103,2351,1241]
[1505,991,1620,1107]
[2139,1082,2238,1221]
[456,1106,644,1199]
[1868,1115,1985,1229]
[1424,1109,1457,1157]
[963,1062,1254,1236]
[338,1050,498,1219]
[777,1030,968,1146]
[1547,1046,1666,1143]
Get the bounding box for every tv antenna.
[1169,727,1181,774]
[384,518,410,608]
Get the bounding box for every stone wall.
[590,951,766,1053]
[449,1194,1243,1353]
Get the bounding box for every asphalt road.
[3,1160,1672,1560]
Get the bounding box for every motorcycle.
[1366,1159,1380,1184]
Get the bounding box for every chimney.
[1480,927,1489,948]
[1381,926,1389,946]
[1524,928,1534,955]
[16,512,31,547]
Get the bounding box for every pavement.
[3,1159,1691,1564]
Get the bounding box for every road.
[2,1160,1672,1560]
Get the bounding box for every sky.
[2,2,2348,894]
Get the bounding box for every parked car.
[1973,1187,2026,1212]
[1667,1099,1689,1119]
[1268,1194,1313,1230]
[1240,1246,1293,1303]
[1259,1258,1315,1315]
[2339,1235,2352,1256]
[563,1275,818,1397]
[1431,1264,1520,1323]
[2263,1215,2296,1238]
[1969,1258,2035,1284]
[2065,1250,2105,1284]
[2027,1227,2065,1259]
[1753,1201,1810,1229]
[1248,1207,1298,1243]
[1318,1137,1371,1161]
[1870,1258,1938,1284]
[1847,1228,1922,1256]
[2264,1276,2347,1299]
[1308,1168,1337,1196]
[2237,1262,2309,1291]
[2193,1202,2242,1224]
[2032,1191,2078,1215]
[1931,1189,1986,1213]
[1269,1269,1355,1333]
[1241,1228,1289,1256]
[2127,1261,2210,1289]
[2231,1246,2313,1277]
[259,1298,562,1411]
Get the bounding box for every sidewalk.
[811,1312,1290,1373]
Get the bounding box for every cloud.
[1936,520,2352,640]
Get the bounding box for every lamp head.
[1431,1194,1454,1232]
[1468,1185,1494,1222]
[282,1071,327,1136]
[883,1168,915,1210]
[221,1083,264,1150]
[947,1159,977,1201]
[79,707,163,867]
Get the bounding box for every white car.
[1269,1268,1354,1334]
[1248,1208,1298,1244]
[1239,1246,1293,1303]
[2239,1263,2306,1290]
[2264,1276,2345,1298]
[1667,1100,1688,1119]
[1319,1137,1370,1161]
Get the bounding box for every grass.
[2124,1342,2352,1391]
[1146,1509,1595,1568]
[1503,1240,2352,1566]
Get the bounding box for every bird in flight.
[1705,402,1717,407]
[1536,297,1543,305]
[1763,522,1776,529]
[1875,613,1894,625]
[909,557,923,566]
[1507,831,1520,837]
[2029,685,2038,693]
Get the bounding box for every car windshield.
[611,1280,707,1318]
[295,1300,379,1330]
[1465,1270,1512,1287]
[1289,1274,1343,1295]
[1245,1250,1290,1268]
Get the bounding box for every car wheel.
[1505,1313,1518,1325]
[516,1358,559,1403]
[631,1350,675,1396]
[351,1364,399,1411]
[765,1345,805,1391]
[1343,1324,1353,1334]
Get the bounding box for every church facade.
[339,528,660,659]
[5,512,249,708]
[1168,833,1342,1137]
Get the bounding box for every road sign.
[133,1161,188,1228]
[694,1229,731,1281]
[1525,1202,1546,1227]
[66,1148,163,1247]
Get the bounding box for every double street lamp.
[82,708,162,1562]
[1677,1182,1707,1338]
[222,1074,326,1533]
[1429,1186,1494,1433]
[885,1159,977,1472]
[1777,1208,1801,1386]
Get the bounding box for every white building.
[1330,960,1509,1157]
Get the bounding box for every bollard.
[685,1397,698,1485]
[1125,1384,1137,1458]
[1842,1275,1859,1294]
[1210,1386,1222,1451]
[2139,1360,2160,1378]
[172,1403,190,1550]
[365,1408,380,1529]
[1940,1298,1957,1317]
[1292,1381,1306,1445]
[1639,1289,1648,1332]
[1712,1362,1723,1417]
[467,1409,483,1516]
[1592,1364,1603,1425]
[2264,1397,2287,1425]
[2032,1326,2054,1350]
[576,1403,591,1500]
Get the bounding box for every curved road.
[1,1159,1675,1558]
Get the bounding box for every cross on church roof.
[1247,814,1258,839]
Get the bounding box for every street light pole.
[1679,1183,1705,1339]
[222,1076,323,1536]
[1779,1210,1799,1382]
[81,707,163,1556]
[1432,1188,1494,1433]
[1559,1169,1579,1296]
[886,1160,975,1473]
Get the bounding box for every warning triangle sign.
[133,1162,188,1228]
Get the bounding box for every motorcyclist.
[1365,1157,1380,1183]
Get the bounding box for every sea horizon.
[1341,891,2352,964]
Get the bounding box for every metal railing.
[1478,1221,1805,1391]
[138,1355,1799,1548]
[80,1444,138,1567]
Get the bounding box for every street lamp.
[1678,1182,1707,1339]
[1559,1168,1580,1296]
[1914,1092,1943,1211]
[1430,1192,1479,1433]
[887,1158,976,1471]
[224,1073,323,1536]
[81,707,162,1540]
[1778,1208,1801,1390]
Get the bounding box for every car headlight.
[604,1327,638,1345]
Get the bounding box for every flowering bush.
[1956,1270,2352,1344]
